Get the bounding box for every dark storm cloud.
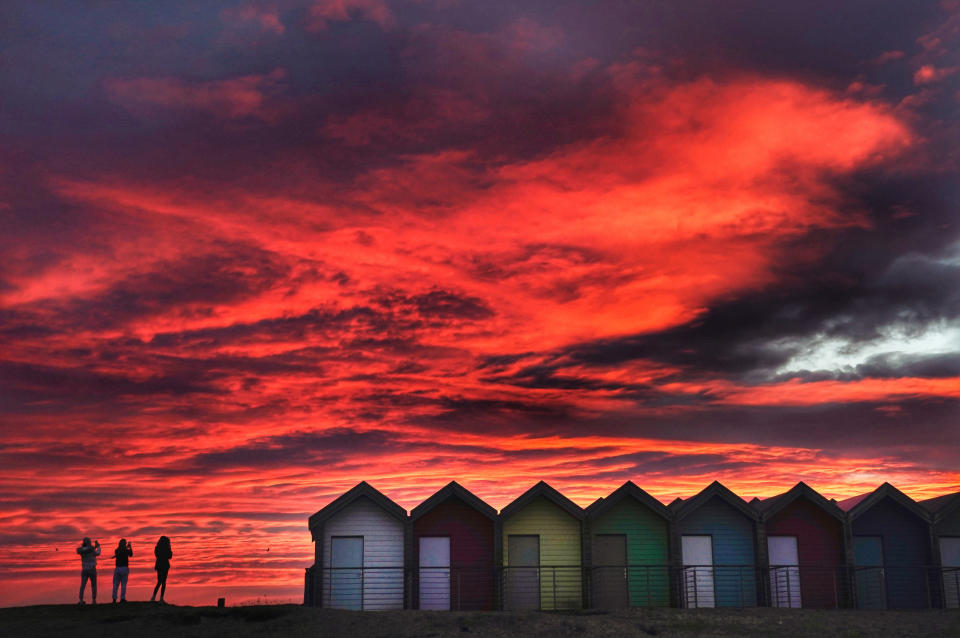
[0,360,221,411]
[581,398,960,460]
[70,245,292,328]
[375,288,495,321]
[530,212,960,385]
[147,306,384,349]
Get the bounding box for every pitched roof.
[672,481,759,522]
[919,489,960,521]
[499,480,584,521]
[752,482,844,522]
[585,481,670,522]
[308,481,407,536]
[837,482,930,522]
[585,497,604,513]
[410,480,497,522]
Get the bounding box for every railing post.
[832,567,838,609]
[739,566,744,608]
[645,566,650,607]
[552,566,557,610]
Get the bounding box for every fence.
[305,565,960,610]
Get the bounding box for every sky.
[1,0,958,607]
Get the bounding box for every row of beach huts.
[303,480,960,611]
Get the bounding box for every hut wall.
[765,498,845,608]
[678,496,757,607]
[414,498,495,610]
[590,499,669,606]
[502,496,582,609]
[322,496,405,610]
[852,497,931,609]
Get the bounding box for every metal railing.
[414,566,496,611]
[501,565,583,611]
[303,564,960,610]
[943,567,960,609]
[678,564,758,608]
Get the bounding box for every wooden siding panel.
[678,496,757,607]
[765,498,845,608]
[321,496,404,610]
[591,499,669,606]
[503,496,582,609]
[937,509,960,536]
[852,496,931,609]
[414,498,495,610]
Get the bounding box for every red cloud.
[104,68,287,121]
[305,0,393,31]
[221,3,285,34]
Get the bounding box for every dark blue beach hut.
[839,483,933,609]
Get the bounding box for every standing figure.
[112,538,133,602]
[77,537,101,605]
[151,536,172,602]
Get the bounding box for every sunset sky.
[1,0,959,607]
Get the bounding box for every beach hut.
[307,482,407,610]
[500,481,584,610]
[585,481,670,608]
[920,490,960,608]
[753,482,847,608]
[671,481,759,608]
[839,483,933,609]
[409,481,498,610]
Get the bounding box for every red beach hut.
[753,482,847,608]
[409,481,498,610]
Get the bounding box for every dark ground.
[1,603,958,638]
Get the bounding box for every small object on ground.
[217,597,225,608]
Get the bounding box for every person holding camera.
[112,538,133,603]
[77,537,101,605]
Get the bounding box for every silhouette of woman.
[76,537,101,605]
[112,538,132,602]
[151,536,172,602]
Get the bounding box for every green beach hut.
[585,481,671,608]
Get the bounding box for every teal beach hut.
[585,481,670,608]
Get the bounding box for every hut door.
[768,536,801,608]
[940,537,960,609]
[681,535,715,608]
[330,536,363,610]
[854,536,885,609]
[419,537,451,610]
[507,535,540,610]
[592,534,629,608]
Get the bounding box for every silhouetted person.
[151,536,172,602]
[77,537,101,605]
[112,538,133,602]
